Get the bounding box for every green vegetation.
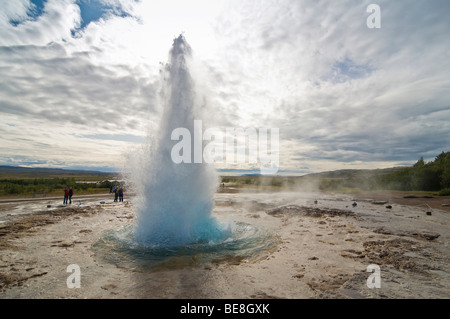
[438,188,450,196]
[0,166,121,197]
[0,177,118,197]
[221,175,285,187]
[370,151,450,192]
[221,151,450,196]
[1,151,448,197]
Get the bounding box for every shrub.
[438,188,450,196]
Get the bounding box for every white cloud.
[0,0,81,46]
[0,0,449,172]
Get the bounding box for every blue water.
[92,222,278,271]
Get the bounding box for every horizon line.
[0,163,414,177]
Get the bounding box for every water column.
[132,35,230,247]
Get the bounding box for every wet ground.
[0,188,449,298]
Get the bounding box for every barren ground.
[0,188,449,299]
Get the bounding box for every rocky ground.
[0,188,449,299]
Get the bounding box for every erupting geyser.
[131,35,231,247]
[93,35,277,269]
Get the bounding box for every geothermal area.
[1,36,449,300]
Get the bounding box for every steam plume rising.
[132,35,229,247]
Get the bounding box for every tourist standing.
[114,187,118,202]
[68,187,73,204]
[63,187,69,204]
[118,187,123,202]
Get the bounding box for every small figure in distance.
[64,186,69,205]
[68,187,73,204]
[118,187,124,202]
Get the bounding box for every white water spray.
[132,35,231,247]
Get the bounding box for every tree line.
[375,151,450,194]
[315,151,450,195]
[221,151,450,195]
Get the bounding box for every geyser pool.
[92,222,278,271]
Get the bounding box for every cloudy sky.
[0,0,449,174]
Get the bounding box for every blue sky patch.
[325,57,375,83]
[9,0,46,26]
[9,0,132,30]
[77,0,134,29]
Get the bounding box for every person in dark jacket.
[118,187,124,202]
[68,188,73,204]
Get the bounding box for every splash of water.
[93,222,277,271]
[132,35,231,247]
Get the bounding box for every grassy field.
[0,166,121,198]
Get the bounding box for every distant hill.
[221,151,450,194]
[0,165,116,178]
[302,167,406,179]
[299,152,450,193]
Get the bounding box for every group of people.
[111,185,124,202]
[63,184,125,204]
[63,186,73,204]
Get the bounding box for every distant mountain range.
[0,165,405,179]
[0,165,115,177]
